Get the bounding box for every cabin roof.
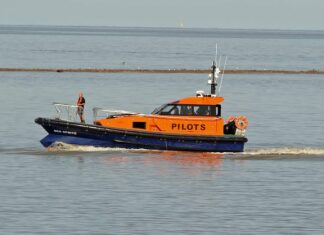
[172,96,224,105]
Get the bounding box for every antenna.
[215,43,218,67]
[218,56,227,95]
[208,44,224,96]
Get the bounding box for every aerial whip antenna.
[209,44,224,96]
[215,43,218,67]
[218,55,222,72]
[218,56,227,95]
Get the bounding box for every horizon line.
[1,67,323,75]
[1,24,324,32]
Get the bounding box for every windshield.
[152,104,221,116]
[151,104,168,115]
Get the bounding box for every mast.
[210,60,218,95]
[211,61,216,95]
[208,45,225,96]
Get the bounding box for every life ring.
[226,116,237,124]
[235,116,248,130]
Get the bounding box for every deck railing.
[92,107,138,121]
[53,102,79,122]
[53,103,140,123]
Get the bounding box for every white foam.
[47,142,156,153]
[47,142,324,156]
[48,142,131,152]
[244,147,324,156]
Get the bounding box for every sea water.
[0,26,324,234]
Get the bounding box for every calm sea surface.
[0,26,324,234]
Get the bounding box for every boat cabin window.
[152,104,221,116]
[133,122,146,129]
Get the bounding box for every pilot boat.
[35,61,248,152]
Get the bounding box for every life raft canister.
[235,116,249,130]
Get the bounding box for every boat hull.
[35,118,248,152]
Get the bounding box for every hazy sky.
[0,0,323,30]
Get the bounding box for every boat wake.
[225,147,324,159]
[48,143,324,160]
[243,147,324,156]
[47,144,324,157]
[47,142,150,153]
[2,144,324,159]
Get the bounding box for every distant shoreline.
[0,68,323,74]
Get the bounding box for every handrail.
[92,107,139,121]
[53,102,78,108]
[52,102,144,123]
[53,102,79,122]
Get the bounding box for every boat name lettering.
[54,129,77,135]
[171,123,206,131]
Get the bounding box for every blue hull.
[35,118,247,152]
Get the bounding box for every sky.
[0,0,323,30]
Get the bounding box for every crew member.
[77,92,86,123]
